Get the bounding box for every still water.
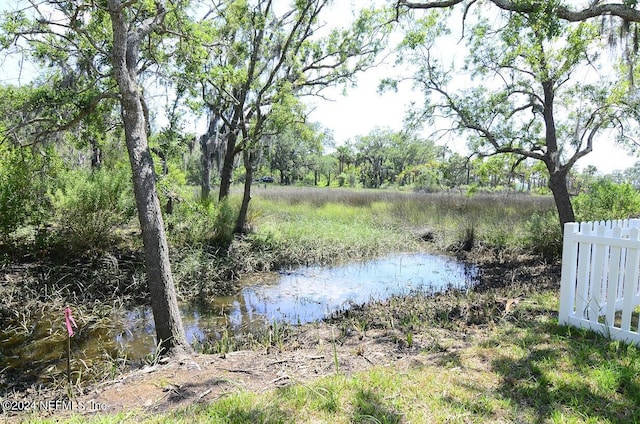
[118,252,477,356]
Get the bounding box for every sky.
[302,0,417,143]
[306,63,639,174]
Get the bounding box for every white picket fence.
[559,219,640,346]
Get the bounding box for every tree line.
[209,125,552,192]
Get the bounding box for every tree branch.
[398,0,640,22]
[566,123,600,170]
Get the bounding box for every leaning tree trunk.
[548,167,576,231]
[108,0,189,355]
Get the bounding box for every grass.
[249,198,418,266]
[250,186,555,254]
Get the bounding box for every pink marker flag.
[64,307,77,337]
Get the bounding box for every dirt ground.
[68,324,472,419]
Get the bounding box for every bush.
[0,144,53,240]
[525,211,562,259]
[50,166,136,250]
[156,161,188,214]
[573,179,640,222]
[213,198,237,248]
[166,197,238,249]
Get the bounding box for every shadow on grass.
[351,388,402,424]
[441,381,505,422]
[489,318,640,423]
[170,392,290,424]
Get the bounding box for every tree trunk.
[90,139,102,170]
[201,135,212,201]
[540,79,576,232]
[108,0,189,356]
[219,131,238,201]
[548,168,576,231]
[200,111,223,202]
[235,149,254,234]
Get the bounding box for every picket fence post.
[558,222,579,325]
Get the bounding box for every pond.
[1,252,476,387]
[118,252,477,357]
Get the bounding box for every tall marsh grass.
[250,199,412,265]
[250,186,555,256]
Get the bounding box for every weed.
[525,211,562,259]
[142,339,164,367]
[459,225,475,252]
[49,167,136,252]
[332,328,340,374]
[352,318,369,339]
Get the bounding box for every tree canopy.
[392,0,640,228]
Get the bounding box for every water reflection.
[115,252,477,355]
[234,252,476,325]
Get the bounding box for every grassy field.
[248,186,556,257]
[188,305,640,424]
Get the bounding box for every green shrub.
[573,179,640,222]
[156,161,189,214]
[0,144,53,240]
[484,226,519,250]
[50,166,136,250]
[166,197,238,248]
[525,211,562,259]
[213,197,237,248]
